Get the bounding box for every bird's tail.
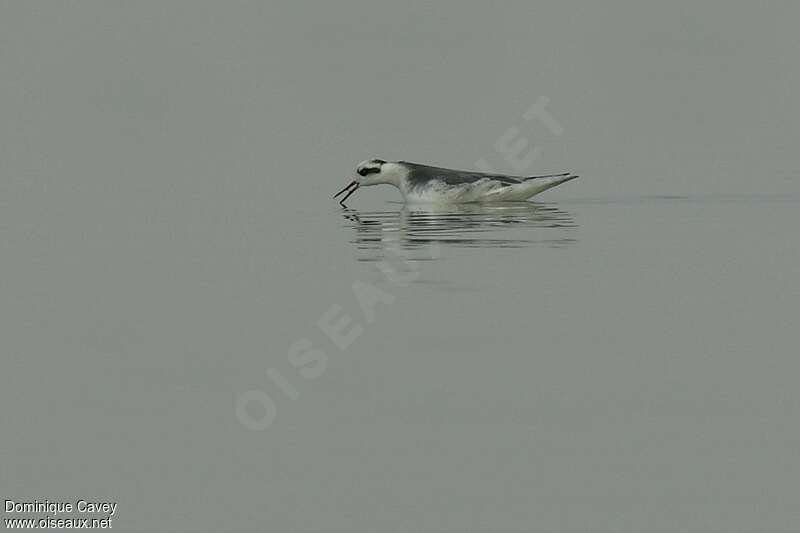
[514,173,579,200]
[523,171,573,181]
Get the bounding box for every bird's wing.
[401,162,522,187]
[401,162,571,187]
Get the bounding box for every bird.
[334,159,578,206]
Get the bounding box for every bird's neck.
[377,162,408,191]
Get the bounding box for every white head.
[355,158,401,187]
[334,158,406,206]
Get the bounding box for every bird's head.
[334,158,404,206]
[354,158,388,186]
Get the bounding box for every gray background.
[1,1,798,532]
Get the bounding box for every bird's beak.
[333,180,359,206]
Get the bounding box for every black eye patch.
[358,167,380,176]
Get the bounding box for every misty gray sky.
[1,1,798,211]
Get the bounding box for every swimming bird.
[334,159,578,206]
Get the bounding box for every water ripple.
[340,202,577,262]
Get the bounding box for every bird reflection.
[341,202,577,263]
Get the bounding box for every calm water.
[307,195,800,531]
[3,189,799,532]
